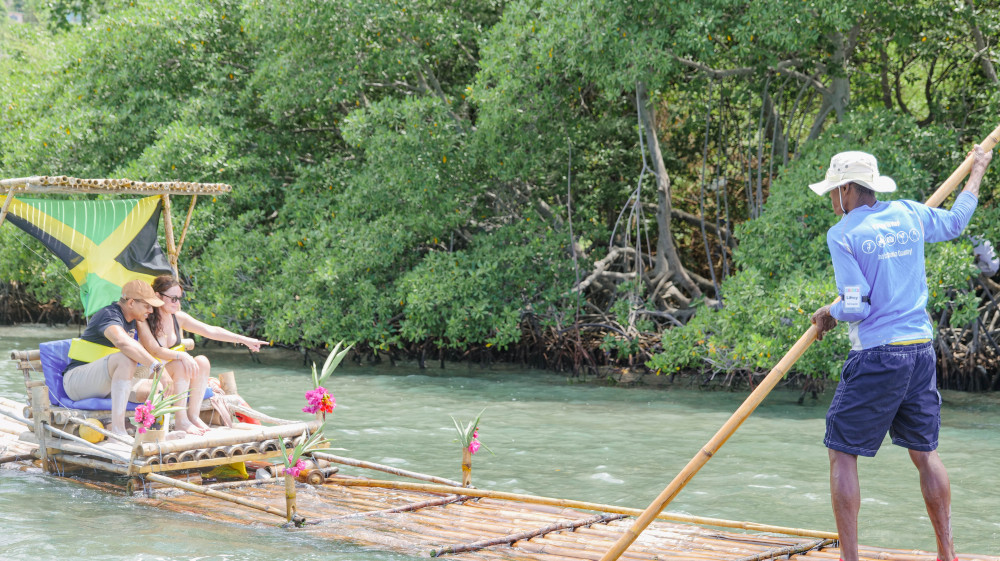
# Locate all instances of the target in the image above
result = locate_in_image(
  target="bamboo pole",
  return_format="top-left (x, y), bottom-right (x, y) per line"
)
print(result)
top-left (42, 423), bottom-right (134, 463)
top-left (284, 472), bottom-right (298, 523)
top-left (311, 452), bottom-right (465, 488)
top-left (0, 176), bottom-right (42, 188)
top-left (0, 405), bottom-right (31, 426)
top-left (597, 123), bottom-right (1000, 561)
top-left (329, 477), bottom-right (838, 540)
top-left (431, 512), bottom-right (627, 557)
top-left (461, 448), bottom-right (472, 487)
top-left (161, 194), bottom-right (179, 279)
top-left (733, 538), bottom-right (837, 561)
top-left (175, 194), bottom-right (197, 262)
top-left (0, 452), bottom-right (33, 465)
top-left (231, 404), bottom-right (297, 426)
top-left (144, 471), bottom-right (302, 523)
top-left (49, 452), bottom-right (129, 474)
top-left (0, 176), bottom-right (232, 195)
top-left (300, 494), bottom-right (468, 527)
top-left (139, 450), bottom-right (281, 474)
top-left (30, 386), bottom-right (53, 472)
top-left (138, 419), bottom-right (321, 456)
top-left (10, 349), bottom-right (40, 361)
top-left (0, 186), bottom-right (16, 228)
top-left (203, 477), bottom-right (285, 491)
top-left (65, 416), bottom-right (134, 446)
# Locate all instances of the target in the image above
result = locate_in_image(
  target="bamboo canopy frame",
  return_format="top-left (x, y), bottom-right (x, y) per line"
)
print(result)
top-left (0, 175), bottom-right (232, 278)
top-left (597, 122), bottom-right (1000, 561)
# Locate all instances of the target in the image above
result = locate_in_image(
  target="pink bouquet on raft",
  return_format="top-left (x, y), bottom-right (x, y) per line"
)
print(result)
top-left (133, 365), bottom-right (186, 433)
top-left (303, 387), bottom-right (335, 414)
top-left (451, 410), bottom-right (492, 456)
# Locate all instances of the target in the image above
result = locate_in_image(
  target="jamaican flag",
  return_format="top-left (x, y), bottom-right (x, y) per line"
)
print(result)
top-left (1, 195), bottom-right (173, 316)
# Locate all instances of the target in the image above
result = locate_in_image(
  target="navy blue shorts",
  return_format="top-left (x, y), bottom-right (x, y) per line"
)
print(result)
top-left (824, 342), bottom-right (940, 457)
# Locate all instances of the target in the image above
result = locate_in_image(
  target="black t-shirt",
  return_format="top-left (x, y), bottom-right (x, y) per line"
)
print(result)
top-left (64, 302), bottom-right (137, 373)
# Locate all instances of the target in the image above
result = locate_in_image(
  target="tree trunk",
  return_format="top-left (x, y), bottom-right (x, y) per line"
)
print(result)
top-left (636, 81), bottom-right (702, 303)
top-left (966, 0), bottom-right (999, 85)
top-left (763, 87), bottom-right (789, 168)
top-left (807, 26), bottom-right (857, 141)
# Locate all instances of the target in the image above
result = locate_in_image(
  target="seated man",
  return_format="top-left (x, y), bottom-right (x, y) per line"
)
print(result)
top-left (62, 279), bottom-right (167, 438)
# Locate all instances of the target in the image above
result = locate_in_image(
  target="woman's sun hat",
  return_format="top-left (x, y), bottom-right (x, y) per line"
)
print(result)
top-left (809, 151), bottom-right (897, 195)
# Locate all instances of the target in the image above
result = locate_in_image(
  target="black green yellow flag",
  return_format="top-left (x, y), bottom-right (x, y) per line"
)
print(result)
top-left (1, 195), bottom-right (173, 316)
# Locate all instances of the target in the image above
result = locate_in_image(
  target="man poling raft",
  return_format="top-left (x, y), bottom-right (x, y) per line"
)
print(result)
top-left (597, 123), bottom-right (1000, 561)
top-left (809, 146), bottom-right (993, 561)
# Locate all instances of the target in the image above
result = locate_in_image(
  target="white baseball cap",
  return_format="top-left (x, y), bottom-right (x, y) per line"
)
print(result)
top-left (809, 151), bottom-right (897, 195)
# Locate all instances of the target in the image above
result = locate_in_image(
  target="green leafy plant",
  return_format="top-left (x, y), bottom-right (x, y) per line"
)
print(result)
top-left (311, 341), bottom-right (353, 389)
top-left (133, 365), bottom-right (188, 433)
top-left (278, 429), bottom-right (337, 477)
top-left (450, 410), bottom-right (493, 456)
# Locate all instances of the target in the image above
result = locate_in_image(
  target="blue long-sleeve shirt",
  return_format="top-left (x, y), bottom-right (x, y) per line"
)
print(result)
top-left (826, 191), bottom-right (978, 350)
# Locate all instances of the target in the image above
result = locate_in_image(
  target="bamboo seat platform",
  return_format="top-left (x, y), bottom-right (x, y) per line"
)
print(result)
top-left (2, 396), bottom-right (999, 561)
top-left (8, 346), bottom-right (321, 477)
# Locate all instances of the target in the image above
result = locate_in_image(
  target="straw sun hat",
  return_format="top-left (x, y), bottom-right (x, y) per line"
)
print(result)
top-left (809, 151), bottom-right (897, 196)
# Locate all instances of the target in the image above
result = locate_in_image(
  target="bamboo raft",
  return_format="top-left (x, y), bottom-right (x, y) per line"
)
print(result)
top-left (4, 353), bottom-right (1000, 561)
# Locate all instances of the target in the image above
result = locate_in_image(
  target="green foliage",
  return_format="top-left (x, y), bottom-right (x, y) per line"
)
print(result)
top-left (926, 240), bottom-right (981, 329)
top-left (398, 213), bottom-right (579, 349)
top-left (2, 0), bottom-right (997, 385)
top-left (648, 268), bottom-right (847, 380)
top-left (735, 110), bottom-right (955, 281)
top-left (649, 110), bottom-right (989, 379)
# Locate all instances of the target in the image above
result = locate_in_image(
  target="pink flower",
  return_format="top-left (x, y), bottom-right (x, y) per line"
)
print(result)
top-left (303, 386), bottom-right (336, 414)
top-left (469, 438), bottom-right (481, 455)
top-left (134, 401), bottom-right (155, 434)
top-left (285, 456), bottom-right (307, 477)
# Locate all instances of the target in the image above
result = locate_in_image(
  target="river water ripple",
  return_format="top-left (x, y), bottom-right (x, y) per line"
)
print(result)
top-left (2, 326), bottom-right (999, 559)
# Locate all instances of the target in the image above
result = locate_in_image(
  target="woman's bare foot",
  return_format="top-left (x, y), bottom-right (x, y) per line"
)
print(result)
top-left (174, 420), bottom-right (207, 436)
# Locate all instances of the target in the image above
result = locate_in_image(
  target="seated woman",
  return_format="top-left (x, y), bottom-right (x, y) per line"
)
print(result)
top-left (137, 275), bottom-right (269, 435)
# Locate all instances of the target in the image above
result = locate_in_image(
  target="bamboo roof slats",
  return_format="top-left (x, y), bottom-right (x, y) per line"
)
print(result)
top-left (0, 176), bottom-right (232, 196)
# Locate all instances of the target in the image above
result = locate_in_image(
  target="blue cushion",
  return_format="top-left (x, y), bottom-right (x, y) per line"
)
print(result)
top-left (38, 339), bottom-right (211, 411)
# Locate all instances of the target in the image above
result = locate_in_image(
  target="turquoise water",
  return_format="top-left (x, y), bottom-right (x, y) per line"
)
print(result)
top-left (2, 325), bottom-right (1000, 559)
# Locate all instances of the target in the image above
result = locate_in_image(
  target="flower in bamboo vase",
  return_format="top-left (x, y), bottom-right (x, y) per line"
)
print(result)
top-left (134, 401), bottom-right (155, 434)
top-left (133, 365), bottom-right (186, 433)
top-left (303, 386), bottom-right (335, 414)
top-left (277, 429), bottom-right (338, 523)
top-left (284, 455), bottom-right (307, 478)
top-left (468, 428), bottom-right (481, 455)
top-left (451, 411), bottom-right (492, 487)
